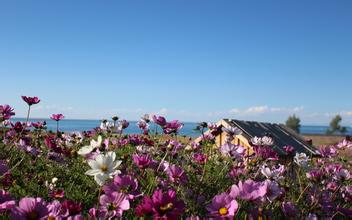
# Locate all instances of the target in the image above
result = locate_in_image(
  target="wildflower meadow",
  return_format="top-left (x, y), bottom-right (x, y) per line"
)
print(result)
top-left (0, 96), bottom-right (351, 219)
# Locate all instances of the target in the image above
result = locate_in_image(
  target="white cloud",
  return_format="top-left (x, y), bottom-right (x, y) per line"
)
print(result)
top-left (245, 105), bottom-right (269, 114)
top-left (157, 108), bottom-right (168, 115)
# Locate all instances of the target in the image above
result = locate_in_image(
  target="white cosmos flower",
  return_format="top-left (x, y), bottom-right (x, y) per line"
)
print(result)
top-left (85, 151), bottom-right (122, 186)
top-left (77, 136), bottom-right (103, 156)
top-left (261, 164), bottom-right (285, 180)
top-left (294, 153), bottom-right (310, 168)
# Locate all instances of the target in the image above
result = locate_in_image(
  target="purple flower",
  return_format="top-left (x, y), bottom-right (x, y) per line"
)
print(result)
top-left (61, 200), bottom-right (82, 217)
top-left (283, 145), bottom-right (295, 155)
top-left (237, 179), bottom-right (268, 201)
top-left (152, 115), bottom-right (167, 127)
top-left (193, 153), bottom-right (208, 164)
top-left (318, 145), bottom-right (337, 158)
top-left (206, 192), bottom-right (238, 219)
top-left (0, 190), bottom-right (15, 212)
top-left (133, 154), bottom-right (152, 169)
top-left (219, 143), bottom-right (245, 159)
top-left (50, 114), bottom-right (65, 121)
top-left (0, 104), bottom-right (15, 120)
top-left (166, 164), bottom-right (188, 183)
top-left (265, 180), bottom-right (281, 202)
top-left (163, 120), bottom-right (183, 134)
top-left (11, 197), bottom-right (49, 220)
top-left (253, 146), bottom-right (279, 161)
top-left (136, 189), bottom-right (185, 219)
top-left (21, 96), bottom-right (40, 106)
top-left (32, 121), bottom-right (46, 129)
top-left (306, 169), bottom-right (323, 182)
top-left (281, 201), bottom-right (298, 219)
top-left (103, 175), bottom-right (139, 200)
top-left (119, 120), bottom-right (129, 129)
top-left (99, 192), bottom-right (130, 218)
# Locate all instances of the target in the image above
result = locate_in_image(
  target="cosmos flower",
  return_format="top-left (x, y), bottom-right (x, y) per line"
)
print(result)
top-left (0, 190), bottom-right (15, 212)
top-left (237, 179), bottom-right (268, 201)
top-left (98, 192), bottom-right (130, 218)
top-left (132, 154), bottom-right (152, 169)
top-left (222, 126), bottom-right (242, 136)
top-left (0, 104), bottom-right (15, 120)
top-left (21, 96), bottom-right (40, 106)
top-left (77, 136), bottom-right (103, 156)
top-left (294, 153), bottom-right (310, 168)
top-left (206, 192), bottom-right (238, 219)
top-left (103, 175), bottom-right (139, 200)
top-left (85, 152), bottom-right (122, 186)
top-left (219, 143), bottom-right (245, 158)
top-left (250, 136), bottom-right (274, 146)
top-left (166, 164), bottom-right (188, 184)
top-left (136, 189), bottom-right (185, 219)
top-left (50, 114), bottom-right (65, 121)
top-left (318, 145), bottom-right (337, 158)
top-left (152, 115), bottom-right (167, 127)
top-left (11, 197), bottom-right (49, 220)
top-left (163, 120), bottom-right (183, 134)
top-left (265, 180), bottom-right (281, 202)
top-left (260, 164), bottom-right (285, 180)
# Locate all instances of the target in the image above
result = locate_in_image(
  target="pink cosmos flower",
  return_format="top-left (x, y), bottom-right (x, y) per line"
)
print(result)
top-left (283, 145), bottom-right (295, 155)
top-left (152, 115), bottom-right (167, 127)
top-left (206, 192), bottom-right (238, 219)
top-left (11, 197), bottom-right (49, 220)
top-left (163, 120), bottom-right (183, 134)
top-left (236, 179), bottom-right (268, 201)
top-left (193, 153), bottom-right (208, 164)
top-left (32, 121), bottom-right (47, 129)
top-left (135, 189), bottom-right (185, 219)
top-left (166, 164), bottom-right (188, 183)
top-left (318, 145), bottom-right (337, 158)
top-left (50, 114), bottom-right (65, 121)
top-left (133, 154), bottom-right (152, 169)
top-left (0, 190), bottom-right (15, 212)
top-left (99, 192), bottom-right (130, 218)
top-left (103, 175), bottom-right (139, 200)
top-left (21, 96), bottom-right (40, 106)
top-left (0, 104), bottom-right (15, 120)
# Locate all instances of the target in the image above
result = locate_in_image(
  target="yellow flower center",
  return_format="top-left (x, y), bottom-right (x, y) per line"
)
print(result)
top-left (48, 216), bottom-right (56, 220)
top-left (100, 165), bottom-right (108, 172)
top-left (219, 207), bottom-right (228, 216)
top-left (160, 203), bottom-right (173, 211)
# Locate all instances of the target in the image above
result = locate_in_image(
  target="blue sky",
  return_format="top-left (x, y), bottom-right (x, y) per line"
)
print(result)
top-left (0, 0), bottom-right (351, 125)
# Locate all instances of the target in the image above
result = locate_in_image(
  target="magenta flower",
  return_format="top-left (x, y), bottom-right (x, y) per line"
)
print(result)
top-left (0, 104), bottom-right (15, 120)
top-left (206, 192), bottom-right (239, 219)
top-left (136, 189), bottom-right (185, 219)
top-left (133, 154), bottom-right (152, 169)
top-left (163, 120), bottom-right (183, 134)
top-left (306, 169), bottom-right (323, 182)
top-left (253, 145), bottom-right (279, 160)
top-left (119, 120), bottom-right (129, 129)
top-left (50, 114), bottom-right (65, 121)
top-left (99, 192), bottom-right (130, 218)
top-left (152, 115), bottom-right (167, 127)
top-left (11, 197), bottom-right (49, 220)
top-left (283, 145), bottom-right (295, 155)
top-left (237, 179), bottom-right (268, 201)
top-left (193, 153), bottom-right (208, 164)
top-left (21, 96), bottom-right (40, 106)
top-left (0, 190), bottom-right (15, 212)
top-left (61, 200), bottom-right (82, 217)
top-left (166, 164), bottom-right (188, 183)
top-left (32, 121), bottom-right (47, 129)
top-left (103, 175), bottom-right (139, 200)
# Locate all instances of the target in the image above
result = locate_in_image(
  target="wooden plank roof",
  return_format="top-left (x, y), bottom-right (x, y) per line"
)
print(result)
top-left (223, 119), bottom-right (320, 156)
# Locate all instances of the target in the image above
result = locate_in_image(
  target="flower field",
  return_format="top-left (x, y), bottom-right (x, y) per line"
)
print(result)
top-left (0, 97), bottom-right (351, 219)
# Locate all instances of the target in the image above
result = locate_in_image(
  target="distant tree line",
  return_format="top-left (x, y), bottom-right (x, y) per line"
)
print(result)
top-left (285, 114), bottom-right (348, 135)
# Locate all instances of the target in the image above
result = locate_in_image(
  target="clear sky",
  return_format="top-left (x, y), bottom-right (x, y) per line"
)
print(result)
top-left (0, 0), bottom-right (351, 125)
